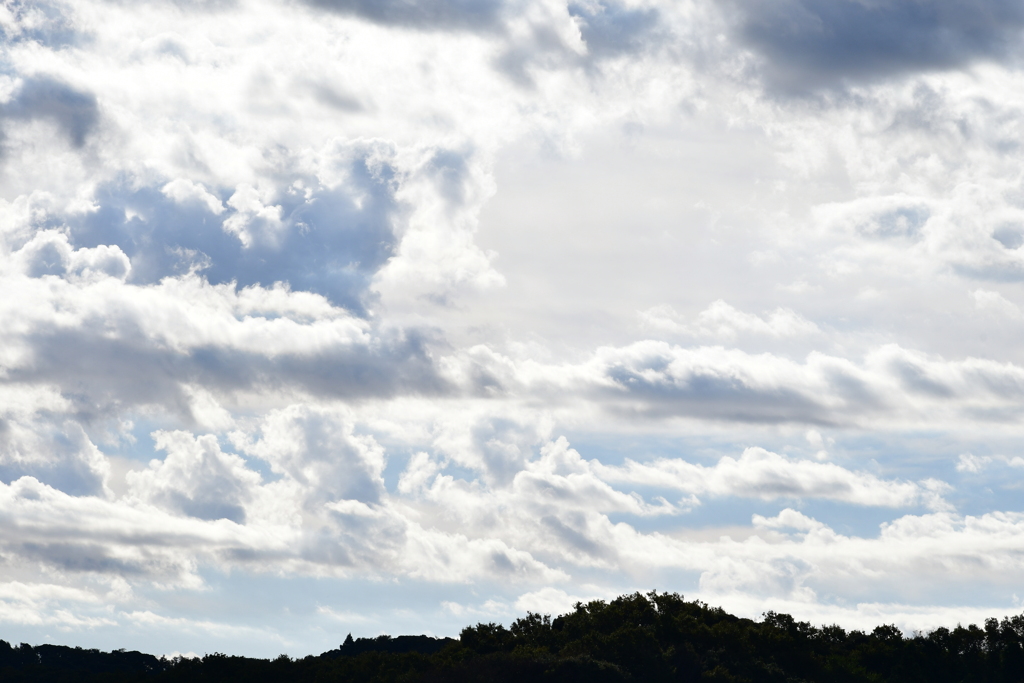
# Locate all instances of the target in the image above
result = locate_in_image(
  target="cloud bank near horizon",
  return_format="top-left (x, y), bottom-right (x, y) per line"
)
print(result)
top-left (3, 0), bottom-right (1024, 657)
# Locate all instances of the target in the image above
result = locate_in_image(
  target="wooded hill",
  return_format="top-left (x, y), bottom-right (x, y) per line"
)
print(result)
top-left (2, 591), bottom-right (1023, 682)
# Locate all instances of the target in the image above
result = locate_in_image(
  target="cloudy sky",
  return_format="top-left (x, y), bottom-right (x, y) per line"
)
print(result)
top-left (3, 0), bottom-right (1024, 657)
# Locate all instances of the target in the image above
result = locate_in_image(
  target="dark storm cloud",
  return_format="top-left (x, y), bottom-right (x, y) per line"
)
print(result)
top-left (303, 0), bottom-right (504, 30)
top-left (730, 0), bottom-right (1024, 90)
top-left (66, 157), bottom-right (396, 315)
top-left (1, 76), bottom-right (99, 148)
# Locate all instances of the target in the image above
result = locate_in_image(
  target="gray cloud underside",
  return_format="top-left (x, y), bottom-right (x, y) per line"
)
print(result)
top-left (304, 0), bottom-right (504, 30)
top-left (449, 341), bottom-right (1024, 428)
top-left (0, 76), bottom-right (99, 149)
top-left (0, 425), bottom-right (953, 585)
top-left (730, 0), bottom-right (1024, 90)
top-left (590, 357), bottom-right (1024, 426)
top-left (303, 0), bottom-right (662, 86)
top-left (16, 327), bottom-right (1022, 439)
top-left (300, 0), bottom-right (1024, 89)
top-left (8, 329), bottom-right (449, 421)
top-left (566, 1), bottom-right (661, 58)
top-left (598, 364), bottom-right (841, 424)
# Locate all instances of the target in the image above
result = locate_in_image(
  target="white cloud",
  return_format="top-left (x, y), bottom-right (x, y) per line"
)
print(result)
top-left (223, 184), bottom-right (286, 249)
top-left (231, 405), bottom-right (386, 507)
top-left (6, 0), bottom-right (1024, 655)
top-left (752, 508), bottom-right (826, 533)
top-left (514, 586), bottom-right (610, 616)
top-left (973, 289), bottom-right (1022, 318)
top-left (13, 230), bottom-right (131, 282)
top-left (441, 598), bottom-right (509, 619)
top-left (804, 429), bottom-right (831, 460)
top-left (316, 605), bottom-right (371, 623)
top-left (598, 446), bottom-right (947, 509)
top-left (0, 476), bottom-right (265, 589)
top-left (956, 453), bottom-right (992, 473)
top-left (161, 179), bottom-right (225, 216)
top-left (465, 340), bottom-right (1024, 429)
top-left (372, 148), bottom-right (507, 308)
top-left (127, 431), bottom-right (261, 523)
top-left (397, 452), bottom-right (442, 494)
top-left (163, 652), bottom-right (200, 660)
top-left (641, 300), bottom-right (820, 341)
top-left (121, 610), bottom-right (283, 642)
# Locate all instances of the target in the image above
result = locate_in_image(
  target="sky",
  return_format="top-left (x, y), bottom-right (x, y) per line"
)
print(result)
top-left (3, 0), bottom-right (1024, 659)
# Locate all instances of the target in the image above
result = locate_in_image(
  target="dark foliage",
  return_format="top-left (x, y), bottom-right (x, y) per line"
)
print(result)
top-left (324, 634), bottom-right (457, 658)
top-left (3, 592), bottom-right (1024, 682)
top-left (0, 639), bottom-right (165, 682)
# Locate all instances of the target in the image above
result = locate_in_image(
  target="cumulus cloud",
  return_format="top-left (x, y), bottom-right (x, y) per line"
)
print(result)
top-left (0, 383), bottom-right (112, 496)
top-left (389, 435), bottom-right (950, 580)
top-left (14, 230), bottom-right (130, 282)
top-left (0, 414), bottom-right (1004, 647)
top-left (0, 410), bottom-right (579, 588)
top-left (753, 508), bottom-right (826, 533)
top-left (595, 445), bottom-right (951, 510)
top-left (514, 585), bottom-right (609, 615)
top-left (161, 179), bottom-right (226, 216)
top-left (231, 405), bottom-right (386, 507)
top-left (955, 453), bottom-right (992, 473)
top-left (476, 341), bottom-right (1024, 427)
top-left (392, 446), bottom-right (1024, 607)
top-left (127, 431), bottom-right (261, 523)
top-left (5, 0), bottom-right (1024, 655)
top-left (0, 256), bottom-right (450, 429)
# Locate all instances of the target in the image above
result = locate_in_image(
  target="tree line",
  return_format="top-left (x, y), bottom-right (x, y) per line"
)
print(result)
top-left (2, 591), bottom-right (1023, 682)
